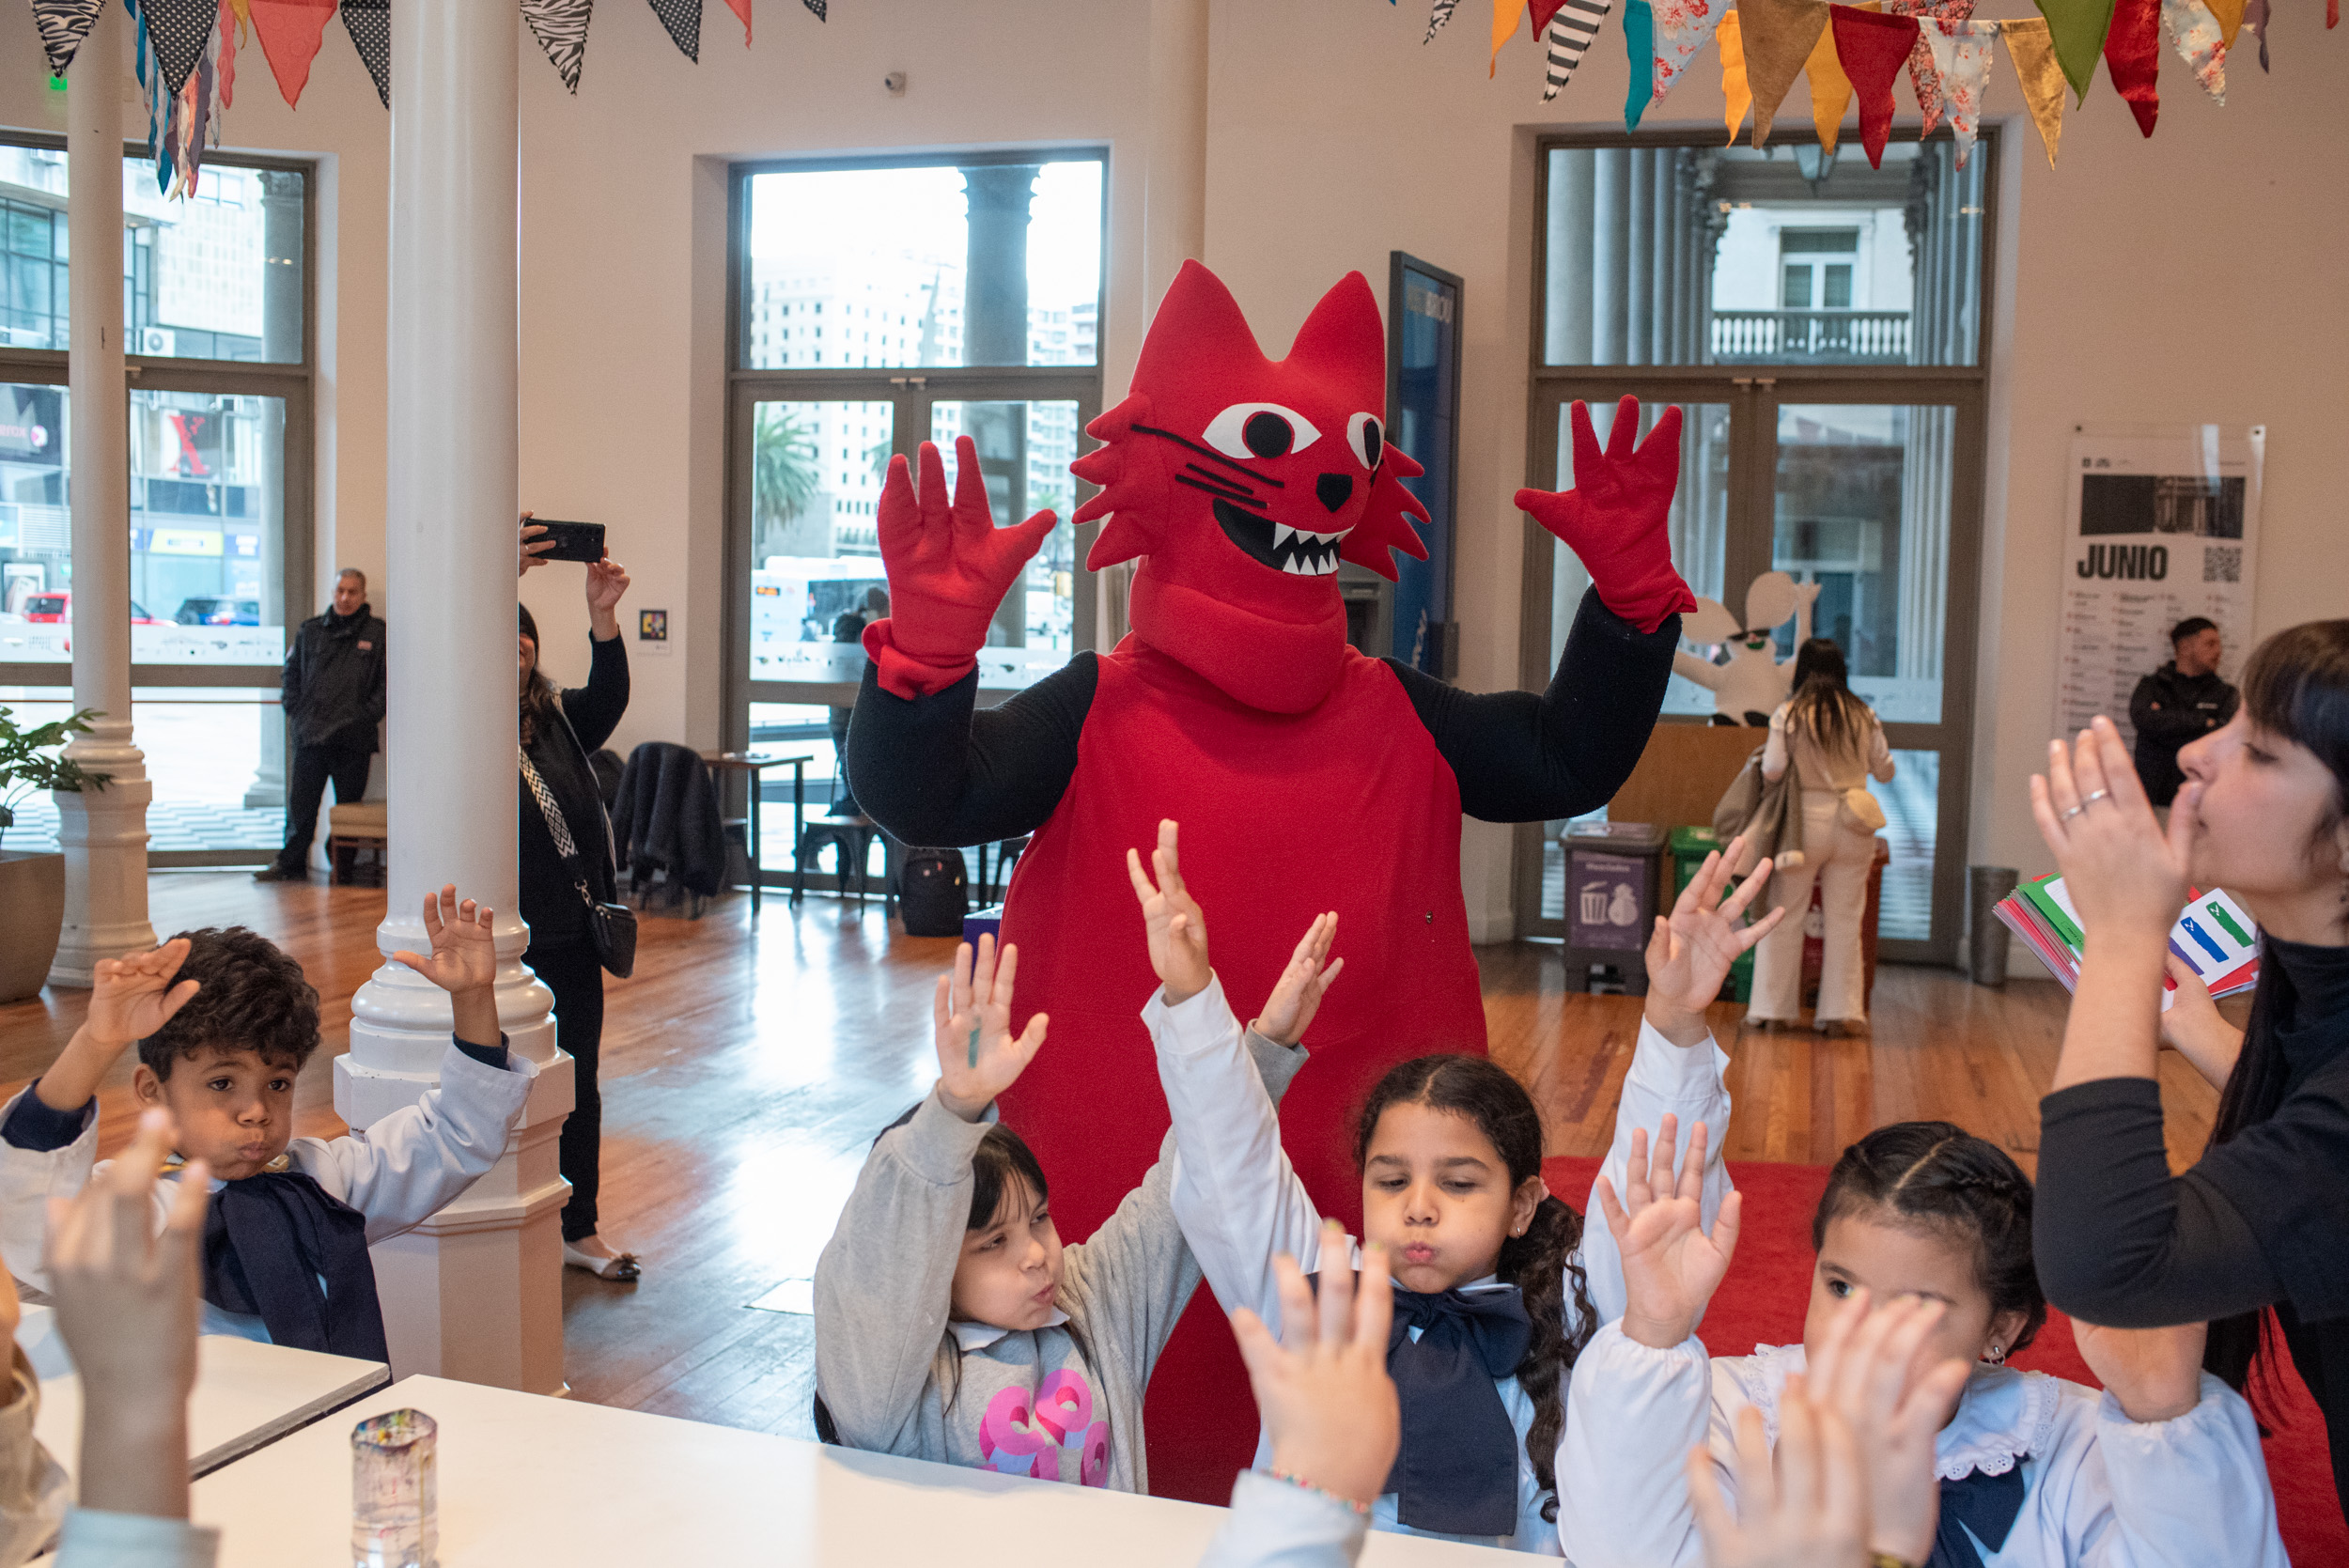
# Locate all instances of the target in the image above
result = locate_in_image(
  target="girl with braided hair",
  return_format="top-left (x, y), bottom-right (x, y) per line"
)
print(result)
top-left (1559, 1120), bottom-right (2287, 1567)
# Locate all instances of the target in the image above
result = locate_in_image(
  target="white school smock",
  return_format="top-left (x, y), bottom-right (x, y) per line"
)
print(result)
top-left (1558, 1328), bottom-right (2288, 1568)
top-left (1146, 975), bottom-right (1735, 1556)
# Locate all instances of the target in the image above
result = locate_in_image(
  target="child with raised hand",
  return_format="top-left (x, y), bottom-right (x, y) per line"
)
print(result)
top-left (813, 932), bottom-right (1312, 1492)
top-left (1136, 817), bottom-right (1781, 1554)
top-left (1560, 1119), bottom-right (2290, 1568)
top-left (0, 887), bottom-right (537, 1360)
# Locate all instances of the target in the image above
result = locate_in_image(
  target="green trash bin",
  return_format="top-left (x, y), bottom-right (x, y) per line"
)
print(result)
top-left (1668, 825), bottom-right (1753, 1004)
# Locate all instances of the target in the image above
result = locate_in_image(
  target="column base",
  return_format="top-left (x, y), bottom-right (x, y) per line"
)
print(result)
top-left (47, 767), bottom-right (156, 988)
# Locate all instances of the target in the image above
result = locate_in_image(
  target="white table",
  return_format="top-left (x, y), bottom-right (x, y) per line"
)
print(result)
top-left (19, 1305), bottom-right (389, 1481)
top-left (193, 1375), bottom-right (1524, 1566)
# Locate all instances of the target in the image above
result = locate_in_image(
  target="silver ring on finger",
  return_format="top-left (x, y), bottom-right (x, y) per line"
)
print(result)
top-left (2061, 802), bottom-right (2089, 822)
top-left (2080, 789), bottom-right (2111, 809)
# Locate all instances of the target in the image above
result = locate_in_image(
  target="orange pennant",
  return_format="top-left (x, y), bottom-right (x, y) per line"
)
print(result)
top-left (1805, 0), bottom-right (1877, 153)
top-left (1721, 8), bottom-right (1752, 143)
top-left (2001, 17), bottom-right (2067, 165)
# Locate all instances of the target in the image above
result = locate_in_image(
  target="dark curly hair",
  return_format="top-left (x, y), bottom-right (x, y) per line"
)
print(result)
top-left (1814, 1121), bottom-right (2046, 1354)
top-left (1355, 1054), bottom-right (1595, 1525)
top-left (135, 926), bottom-right (321, 1079)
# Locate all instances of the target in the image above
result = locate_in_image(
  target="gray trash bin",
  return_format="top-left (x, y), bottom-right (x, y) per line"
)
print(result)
top-left (1968, 865), bottom-right (2020, 987)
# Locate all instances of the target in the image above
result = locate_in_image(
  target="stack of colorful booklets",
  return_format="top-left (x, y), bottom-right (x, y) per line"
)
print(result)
top-left (1994, 874), bottom-right (2260, 1009)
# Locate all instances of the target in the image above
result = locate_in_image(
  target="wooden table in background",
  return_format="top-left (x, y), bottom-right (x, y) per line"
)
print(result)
top-left (702, 752), bottom-right (810, 914)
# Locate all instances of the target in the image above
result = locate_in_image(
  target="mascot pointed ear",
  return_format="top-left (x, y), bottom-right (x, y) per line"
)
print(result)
top-left (1339, 444), bottom-right (1432, 581)
top-left (1134, 260), bottom-right (1270, 388)
top-left (1286, 271), bottom-right (1385, 378)
top-left (1078, 395), bottom-right (1155, 572)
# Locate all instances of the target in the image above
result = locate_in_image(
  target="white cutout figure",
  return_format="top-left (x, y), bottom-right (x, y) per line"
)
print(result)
top-left (1671, 570), bottom-right (1822, 725)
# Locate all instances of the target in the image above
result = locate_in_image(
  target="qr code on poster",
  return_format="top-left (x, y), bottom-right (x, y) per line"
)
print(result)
top-left (2203, 546), bottom-right (2242, 583)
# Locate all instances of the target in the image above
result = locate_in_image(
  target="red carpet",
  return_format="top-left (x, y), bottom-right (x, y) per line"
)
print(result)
top-left (1544, 1157), bottom-right (2348, 1565)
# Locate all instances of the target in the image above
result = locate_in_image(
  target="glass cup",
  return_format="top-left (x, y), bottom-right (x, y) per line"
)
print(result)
top-left (351, 1408), bottom-right (438, 1568)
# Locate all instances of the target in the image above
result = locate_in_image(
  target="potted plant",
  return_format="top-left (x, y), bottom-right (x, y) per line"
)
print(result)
top-left (0, 706), bottom-right (109, 1002)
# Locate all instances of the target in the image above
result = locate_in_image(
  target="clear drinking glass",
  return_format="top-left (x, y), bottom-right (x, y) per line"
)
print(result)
top-left (351, 1408), bottom-right (437, 1568)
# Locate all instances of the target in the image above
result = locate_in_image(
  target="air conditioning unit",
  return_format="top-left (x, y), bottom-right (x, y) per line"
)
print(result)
top-left (136, 327), bottom-right (175, 356)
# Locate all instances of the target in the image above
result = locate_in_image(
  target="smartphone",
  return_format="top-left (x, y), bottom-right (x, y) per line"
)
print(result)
top-left (530, 520), bottom-right (606, 564)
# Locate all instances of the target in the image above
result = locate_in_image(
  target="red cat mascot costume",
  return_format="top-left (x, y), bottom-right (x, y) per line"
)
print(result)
top-left (848, 260), bottom-right (1692, 1501)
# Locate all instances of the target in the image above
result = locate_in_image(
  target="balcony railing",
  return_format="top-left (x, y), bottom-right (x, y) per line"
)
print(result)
top-left (1710, 310), bottom-right (1911, 365)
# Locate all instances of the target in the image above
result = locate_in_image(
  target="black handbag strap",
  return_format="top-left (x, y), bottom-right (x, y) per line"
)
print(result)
top-left (520, 742), bottom-right (605, 919)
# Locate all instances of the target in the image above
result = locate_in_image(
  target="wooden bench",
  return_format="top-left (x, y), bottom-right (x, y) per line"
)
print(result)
top-left (326, 801), bottom-right (387, 887)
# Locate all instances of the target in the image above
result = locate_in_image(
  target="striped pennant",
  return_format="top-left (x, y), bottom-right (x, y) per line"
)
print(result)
top-left (1424, 0), bottom-right (1460, 41)
top-left (1543, 0), bottom-right (1613, 97)
top-left (647, 0), bottom-right (701, 60)
top-left (340, 0), bottom-right (388, 108)
top-left (523, 0), bottom-right (595, 94)
top-left (28, 0), bottom-right (106, 77)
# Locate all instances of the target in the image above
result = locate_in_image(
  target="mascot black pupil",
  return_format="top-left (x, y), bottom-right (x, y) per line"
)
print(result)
top-left (1362, 418), bottom-right (1383, 467)
top-left (1242, 411), bottom-right (1293, 458)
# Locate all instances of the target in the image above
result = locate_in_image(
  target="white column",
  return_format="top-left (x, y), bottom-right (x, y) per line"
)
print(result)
top-left (337, 0), bottom-right (573, 1395)
top-left (50, 3), bottom-right (154, 987)
top-left (1143, 0), bottom-right (1208, 306)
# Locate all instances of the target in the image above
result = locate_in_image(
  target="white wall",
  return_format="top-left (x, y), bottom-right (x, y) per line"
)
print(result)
top-left (8, 5), bottom-right (2341, 938)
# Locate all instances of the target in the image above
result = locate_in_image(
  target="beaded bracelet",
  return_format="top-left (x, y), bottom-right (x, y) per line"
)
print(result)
top-left (1266, 1468), bottom-right (1373, 1517)
top-left (1870, 1554), bottom-right (1920, 1568)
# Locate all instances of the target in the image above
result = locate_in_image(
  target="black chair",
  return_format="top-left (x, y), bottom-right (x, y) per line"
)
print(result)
top-left (975, 835), bottom-right (1031, 905)
top-left (796, 814), bottom-right (880, 906)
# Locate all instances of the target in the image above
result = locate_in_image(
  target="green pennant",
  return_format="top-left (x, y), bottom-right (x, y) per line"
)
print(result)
top-left (2036, 0), bottom-right (2117, 102)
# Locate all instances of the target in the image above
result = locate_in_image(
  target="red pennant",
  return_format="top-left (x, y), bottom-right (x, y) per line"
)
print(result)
top-left (1832, 6), bottom-right (1920, 167)
top-left (723, 0), bottom-right (753, 43)
top-left (1530, 0), bottom-right (1569, 30)
top-left (248, 0), bottom-right (338, 108)
top-left (2104, 0), bottom-right (2160, 137)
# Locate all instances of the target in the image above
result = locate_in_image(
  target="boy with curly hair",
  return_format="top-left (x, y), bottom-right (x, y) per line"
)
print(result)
top-left (0, 886), bottom-right (537, 1361)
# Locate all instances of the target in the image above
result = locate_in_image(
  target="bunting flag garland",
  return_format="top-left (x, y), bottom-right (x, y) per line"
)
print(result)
top-left (27, 0), bottom-right (106, 77)
top-left (1651, 0), bottom-right (1729, 101)
top-left (214, 0), bottom-right (237, 105)
top-left (2205, 0), bottom-right (2246, 47)
top-left (141, 0), bottom-right (220, 97)
top-left (723, 0), bottom-right (752, 42)
top-left (1719, 7), bottom-right (1752, 139)
top-left (523, 0), bottom-right (595, 93)
top-left (2163, 0), bottom-right (2227, 99)
top-left (249, 0), bottom-right (336, 109)
top-left (2035, 0), bottom-right (2116, 102)
top-left (1426, 0), bottom-right (1461, 40)
top-left (1542, 0), bottom-right (1613, 96)
top-left (1886, 0), bottom-right (1973, 136)
top-left (648, 0), bottom-right (701, 60)
top-left (2244, 0), bottom-right (2270, 70)
top-left (1622, 0), bottom-right (1657, 124)
top-left (1742, 0), bottom-right (1830, 146)
top-left (801, 0), bottom-right (823, 19)
top-left (2001, 16), bottom-right (2069, 163)
top-left (1921, 17), bottom-right (1999, 163)
top-left (2104, 0), bottom-right (2162, 135)
top-left (1804, 0), bottom-right (1875, 151)
top-left (1832, 4), bottom-right (1921, 165)
top-left (1490, 0), bottom-right (1519, 74)
top-left (341, 0), bottom-right (389, 109)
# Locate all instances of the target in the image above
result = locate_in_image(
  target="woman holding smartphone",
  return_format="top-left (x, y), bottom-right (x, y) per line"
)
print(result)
top-left (2030, 620), bottom-right (2349, 1512)
top-left (521, 517), bottom-right (640, 1281)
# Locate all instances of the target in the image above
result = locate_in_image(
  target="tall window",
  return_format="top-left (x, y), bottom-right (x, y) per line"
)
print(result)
top-left (725, 151), bottom-right (1105, 888)
top-left (1520, 133), bottom-right (1991, 962)
top-left (0, 141), bottom-right (312, 865)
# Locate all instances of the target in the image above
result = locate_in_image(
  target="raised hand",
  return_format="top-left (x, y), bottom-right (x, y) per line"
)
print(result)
top-left (1645, 834), bottom-right (1782, 1045)
top-left (1127, 818), bottom-right (1212, 1007)
top-left (877, 436), bottom-right (1059, 673)
top-left (2029, 715), bottom-right (2191, 941)
top-left (392, 886), bottom-right (502, 1048)
top-left (1594, 1113), bottom-right (1742, 1350)
top-left (519, 511), bottom-right (554, 576)
top-left (2157, 952), bottom-right (2244, 1089)
top-left (2074, 1318), bottom-right (2206, 1424)
top-left (84, 939), bottom-right (200, 1050)
top-left (1689, 1375), bottom-right (1867, 1568)
top-left (1803, 1289), bottom-right (1971, 1566)
top-left (1253, 912), bottom-right (1344, 1048)
top-left (933, 935), bottom-right (1049, 1121)
top-left (1513, 396), bottom-right (1696, 634)
top-left (584, 556), bottom-right (631, 631)
top-left (1230, 1225), bottom-right (1400, 1511)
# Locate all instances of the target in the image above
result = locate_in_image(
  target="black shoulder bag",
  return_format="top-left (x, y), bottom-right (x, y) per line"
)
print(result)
top-left (519, 722), bottom-right (637, 979)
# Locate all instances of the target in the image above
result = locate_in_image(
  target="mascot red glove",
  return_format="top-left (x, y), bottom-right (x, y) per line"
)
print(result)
top-left (863, 435), bottom-right (1061, 698)
top-left (1514, 395), bottom-right (1697, 634)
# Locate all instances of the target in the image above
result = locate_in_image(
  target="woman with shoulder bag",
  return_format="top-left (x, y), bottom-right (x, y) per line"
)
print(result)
top-left (520, 524), bottom-right (640, 1281)
top-left (1744, 638), bottom-right (1893, 1037)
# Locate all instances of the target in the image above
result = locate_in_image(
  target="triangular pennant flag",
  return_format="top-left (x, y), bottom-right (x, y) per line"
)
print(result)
top-left (1720, 8), bottom-right (1752, 141)
top-left (723, 0), bottom-right (751, 42)
top-left (2244, 0), bottom-right (2269, 70)
top-left (2105, 0), bottom-right (2160, 135)
top-left (1542, 0), bottom-right (1614, 97)
top-left (1531, 0), bottom-right (1570, 31)
top-left (27, 0), bottom-right (106, 77)
top-left (1426, 0), bottom-right (1461, 40)
top-left (214, 0), bottom-right (237, 107)
top-left (801, 0), bottom-right (824, 18)
top-left (249, 0), bottom-right (336, 108)
top-left (140, 0), bottom-right (219, 98)
top-left (1805, 0), bottom-right (1877, 152)
top-left (227, 0), bottom-right (250, 39)
top-left (1490, 0), bottom-right (1520, 74)
top-left (1741, 0), bottom-right (1830, 147)
top-left (523, 0), bottom-right (594, 94)
top-left (2034, 0), bottom-right (2114, 103)
top-left (1921, 18), bottom-right (1998, 165)
top-left (1622, 0), bottom-right (1656, 125)
top-left (2163, 0), bottom-right (2226, 100)
top-left (341, 0), bottom-right (388, 108)
top-left (2001, 17), bottom-right (2068, 163)
top-left (2204, 0), bottom-right (2246, 46)
top-left (647, 0), bottom-right (701, 60)
top-left (1651, 0), bottom-right (1729, 101)
top-left (1887, 0), bottom-right (1972, 136)
top-left (1832, 5), bottom-right (1920, 166)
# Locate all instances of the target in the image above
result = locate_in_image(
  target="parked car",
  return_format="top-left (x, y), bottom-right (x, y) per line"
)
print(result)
top-left (20, 593), bottom-right (162, 624)
top-left (173, 597), bottom-right (261, 627)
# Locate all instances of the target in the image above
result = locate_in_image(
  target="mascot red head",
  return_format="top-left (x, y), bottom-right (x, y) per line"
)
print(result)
top-left (1072, 261), bottom-right (1430, 714)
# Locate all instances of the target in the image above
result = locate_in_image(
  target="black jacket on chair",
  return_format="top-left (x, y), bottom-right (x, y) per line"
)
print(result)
top-left (613, 742), bottom-right (730, 899)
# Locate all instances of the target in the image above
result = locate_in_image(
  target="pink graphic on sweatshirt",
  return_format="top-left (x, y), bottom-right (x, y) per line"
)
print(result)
top-left (977, 1373), bottom-right (1111, 1486)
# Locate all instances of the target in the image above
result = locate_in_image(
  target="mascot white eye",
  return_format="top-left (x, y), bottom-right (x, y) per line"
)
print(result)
top-left (1203, 403), bottom-right (1322, 461)
top-left (1347, 412), bottom-right (1385, 471)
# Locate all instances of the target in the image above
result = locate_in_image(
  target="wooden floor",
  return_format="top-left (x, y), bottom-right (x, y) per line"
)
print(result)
top-left (0, 873), bottom-right (2226, 1440)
